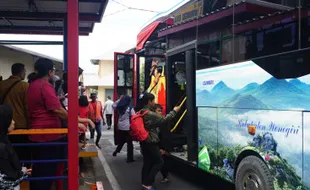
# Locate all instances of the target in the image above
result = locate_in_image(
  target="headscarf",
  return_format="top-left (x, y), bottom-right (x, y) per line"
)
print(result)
top-left (0, 104), bottom-right (13, 144)
top-left (117, 95), bottom-right (131, 115)
top-left (0, 105), bottom-right (22, 179)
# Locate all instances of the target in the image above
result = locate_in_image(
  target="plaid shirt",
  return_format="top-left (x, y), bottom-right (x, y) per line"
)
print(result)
top-left (0, 171), bottom-right (27, 190)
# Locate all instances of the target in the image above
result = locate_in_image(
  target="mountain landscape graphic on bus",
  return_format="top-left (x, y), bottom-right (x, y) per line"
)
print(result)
top-left (197, 77), bottom-right (310, 110)
top-left (196, 61), bottom-right (310, 190)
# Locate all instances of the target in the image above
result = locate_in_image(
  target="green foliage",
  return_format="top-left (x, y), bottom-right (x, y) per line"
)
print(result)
top-left (200, 138), bottom-right (307, 189)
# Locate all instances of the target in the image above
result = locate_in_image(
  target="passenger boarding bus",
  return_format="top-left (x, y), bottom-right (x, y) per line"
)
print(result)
top-left (114, 1), bottom-right (310, 189)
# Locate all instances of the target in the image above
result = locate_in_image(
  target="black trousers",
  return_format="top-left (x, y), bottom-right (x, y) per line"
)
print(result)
top-left (160, 154), bottom-right (169, 179)
top-left (106, 114), bottom-right (112, 127)
top-left (115, 130), bottom-right (133, 161)
top-left (141, 142), bottom-right (164, 186)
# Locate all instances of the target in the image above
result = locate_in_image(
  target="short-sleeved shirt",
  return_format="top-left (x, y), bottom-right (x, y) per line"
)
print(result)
top-left (104, 100), bottom-right (114, 115)
top-left (27, 79), bottom-right (62, 142)
top-left (78, 106), bottom-right (89, 127)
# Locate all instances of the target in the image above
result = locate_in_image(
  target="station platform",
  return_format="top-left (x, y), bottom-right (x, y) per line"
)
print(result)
top-left (84, 130), bottom-right (235, 190)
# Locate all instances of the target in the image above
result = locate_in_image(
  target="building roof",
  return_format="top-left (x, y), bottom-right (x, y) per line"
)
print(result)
top-left (0, 0), bottom-right (109, 36)
top-left (3, 45), bottom-right (63, 62)
top-left (2, 45), bottom-right (84, 73)
top-left (158, 0), bottom-right (292, 37)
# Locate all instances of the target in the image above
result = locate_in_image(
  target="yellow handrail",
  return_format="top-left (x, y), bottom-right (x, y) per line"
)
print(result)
top-left (9, 128), bottom-right (68, 135)
top-left (179, 96), bottom-right (187, 108)
top-left (171, 109), bottom-right (187, 132)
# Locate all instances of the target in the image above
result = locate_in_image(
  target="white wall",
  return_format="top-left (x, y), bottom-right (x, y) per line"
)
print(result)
top-left (0, 46), bottom-right (63, 81)
top-left (98, 60), bottom-right (114, 78)
top-left (0, 46), bottom-right (36, 80)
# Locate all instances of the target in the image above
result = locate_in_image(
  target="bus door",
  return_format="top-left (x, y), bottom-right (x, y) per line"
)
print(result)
top-left (166, 41), bottom-right (197, 162)
top-left (113, 52), bottom-right (136, 145)
top-left (137, 54), bottom-right (166, 114)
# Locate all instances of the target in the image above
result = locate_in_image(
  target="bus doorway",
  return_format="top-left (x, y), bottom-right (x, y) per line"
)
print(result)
top-left (166, 41), bottom-right (197, 163)
top-left (113, 52), bottom-right (135, 145)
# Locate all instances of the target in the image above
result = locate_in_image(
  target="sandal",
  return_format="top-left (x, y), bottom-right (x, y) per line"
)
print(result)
top-left (142, 185), bottom-right (156, 190)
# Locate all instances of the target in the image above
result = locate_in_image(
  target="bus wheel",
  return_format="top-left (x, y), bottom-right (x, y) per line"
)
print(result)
top-left (235, 156), bottom-right (274, 190)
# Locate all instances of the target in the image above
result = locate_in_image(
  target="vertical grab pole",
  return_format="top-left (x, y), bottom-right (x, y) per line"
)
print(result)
top-left (67, 0), bottom-right (79, 189)
top-left (63, 18), bottom-right (68, 72)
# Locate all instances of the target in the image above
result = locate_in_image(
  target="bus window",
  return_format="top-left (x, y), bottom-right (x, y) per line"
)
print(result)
top-left (115, 53), bottom-right (134, 97)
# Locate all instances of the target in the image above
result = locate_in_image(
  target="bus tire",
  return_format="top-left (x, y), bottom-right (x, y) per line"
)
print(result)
top-left (235, 155), bottom-right (274, 190)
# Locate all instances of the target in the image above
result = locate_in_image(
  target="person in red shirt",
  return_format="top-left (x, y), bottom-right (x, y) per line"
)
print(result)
top-left (78, 95), bottom-right (92, 148)
top-left (27, 58), bottom-right (68, 190)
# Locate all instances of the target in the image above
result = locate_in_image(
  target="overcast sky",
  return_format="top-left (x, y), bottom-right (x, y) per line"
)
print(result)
top-left (0, 0), bottom-right (188, 73)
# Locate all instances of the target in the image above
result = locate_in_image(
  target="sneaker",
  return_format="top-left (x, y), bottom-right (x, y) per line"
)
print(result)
top-left (112, 151), bottom-right (117, 157)
top-left (96, 144), bottom-right (101, 149)
top-left (126, 159), bottom-right (135, 163)
top-left (161, 178), bottom-right (169, 183)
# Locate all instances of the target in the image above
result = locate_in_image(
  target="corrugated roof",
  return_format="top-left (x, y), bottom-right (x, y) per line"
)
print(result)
top-left (0, 0), bottom-right (109, 36)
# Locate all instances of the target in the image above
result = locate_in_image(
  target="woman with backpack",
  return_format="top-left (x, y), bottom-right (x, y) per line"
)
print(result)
top-left (140, 93), bottom-right (180, 190)
top-left (112, 95), bottom-right (135, 163)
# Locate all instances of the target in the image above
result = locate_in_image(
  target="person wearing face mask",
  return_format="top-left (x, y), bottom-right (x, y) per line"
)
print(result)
top-left (0, 104), bottom-right (31, 190)
top-left (26, 58), bottom-right (68, 190)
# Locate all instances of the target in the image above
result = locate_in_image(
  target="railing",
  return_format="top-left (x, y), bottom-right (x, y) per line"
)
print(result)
top-left (9, 129), bottom-right (68, 183)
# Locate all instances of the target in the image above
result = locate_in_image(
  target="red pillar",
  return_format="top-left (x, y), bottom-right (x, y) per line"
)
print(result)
top-left (67, 0), bottom-right (79, 189)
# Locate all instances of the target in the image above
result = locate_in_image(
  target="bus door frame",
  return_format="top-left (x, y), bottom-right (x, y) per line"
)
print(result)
top-left (113, 52), bottom-right (136, 145)
top-left (166, 40), bottom-right (198, 162)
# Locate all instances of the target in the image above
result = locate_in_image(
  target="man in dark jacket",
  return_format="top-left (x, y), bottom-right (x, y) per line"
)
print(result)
top-left (140, 93), bottom-right (180, 190)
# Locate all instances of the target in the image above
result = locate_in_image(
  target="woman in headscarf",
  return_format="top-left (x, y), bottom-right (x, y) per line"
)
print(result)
top-left (0, 104), bottom-right (31, 190)
top-left (112, 95), bottom-right (135, 163)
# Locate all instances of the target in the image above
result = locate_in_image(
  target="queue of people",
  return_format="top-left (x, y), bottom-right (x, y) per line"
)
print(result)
top-left (0, 59), bottom-right (113, 189)
top-left (0, 60), bottom-right (177, 190)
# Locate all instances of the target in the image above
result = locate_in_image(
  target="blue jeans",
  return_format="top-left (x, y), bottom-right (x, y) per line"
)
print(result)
top-left (90, 122), bottom-right (102, 145)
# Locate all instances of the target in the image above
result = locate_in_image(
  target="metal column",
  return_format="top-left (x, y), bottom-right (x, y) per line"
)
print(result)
top-left (67, 0), bottom-right (79, 189)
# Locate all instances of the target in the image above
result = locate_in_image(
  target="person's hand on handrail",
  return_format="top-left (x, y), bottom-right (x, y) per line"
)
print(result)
top-left (173, 105), bottom-right (181, 113)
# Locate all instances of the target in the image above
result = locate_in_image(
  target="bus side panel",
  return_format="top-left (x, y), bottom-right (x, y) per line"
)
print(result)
top-left (196, 60), bottom-right (307, 189)
top-left (303, 112), bottom-right (310, 188)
